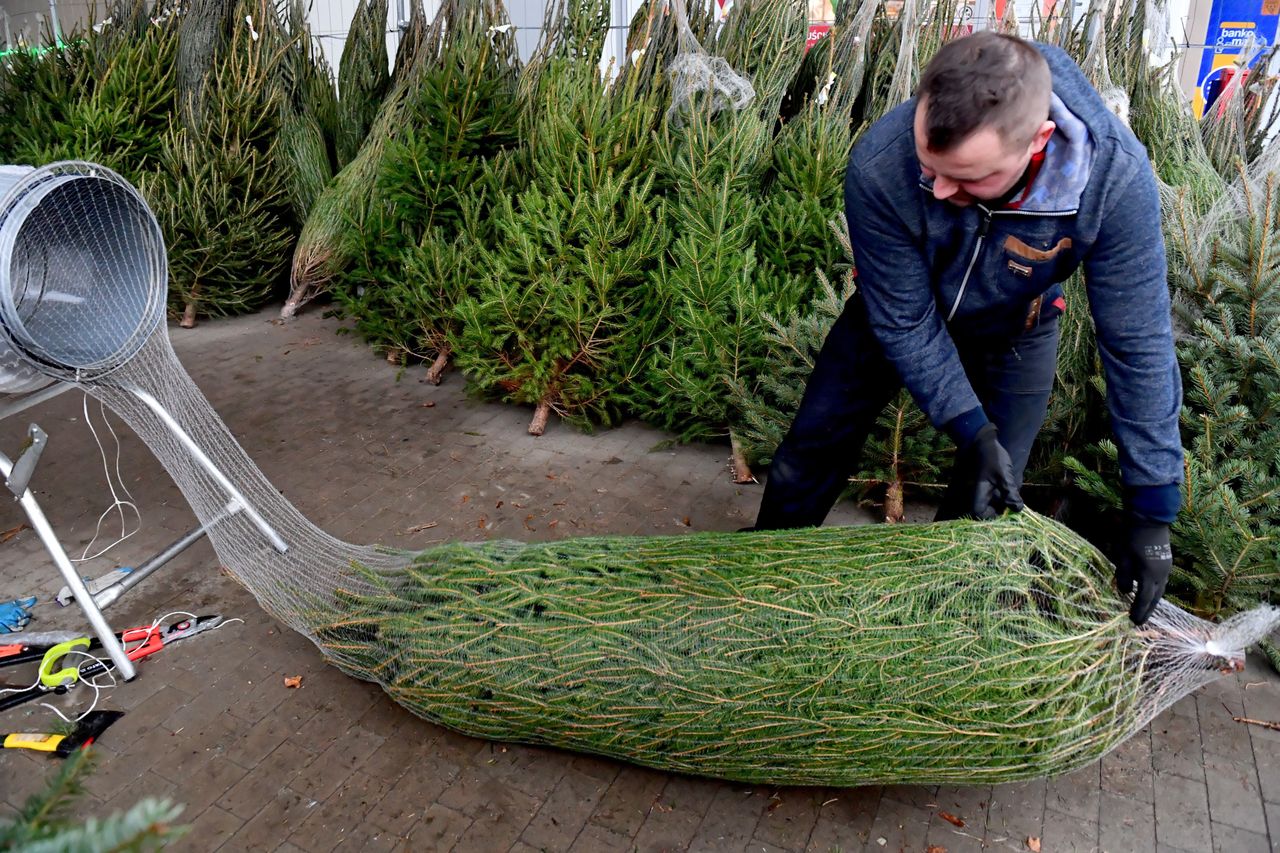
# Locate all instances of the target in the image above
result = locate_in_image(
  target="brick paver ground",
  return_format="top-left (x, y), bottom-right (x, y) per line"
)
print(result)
top-left (0, 308), bottom-right (1276, 852)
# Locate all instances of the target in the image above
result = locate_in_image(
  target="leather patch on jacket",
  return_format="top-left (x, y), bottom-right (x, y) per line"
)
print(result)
top-left (1024, 295), bottom-right (1044, 330)
top-left (1004, 235), bottom-right (1073, 261)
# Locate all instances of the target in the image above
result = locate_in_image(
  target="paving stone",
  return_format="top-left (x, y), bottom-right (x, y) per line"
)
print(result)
top-left (286, 769), bottom-right (393, 853)
top-left (407, 802), bottom-right (472, 850)
top-left (1212, 821), bottom-right (1272, 853)
top-left (166, 754), bottom-right (250, 817)
top-left (924, 785), bottom-right (991, 853)
top-left (568, 822), bottom-right (633, 853)
top-left (99, 769), bottom-right (182, 817)
top-left (985, 777), bottom-right (1046, 848)
top-left (1267, 802), bottom-right (1280, 853)
top-left (0, 749), bottom-right (58, 809)
top-left (590, 765), bottom-right (671, 837)
top-left (1242, 680), bottom-right (1280, 750)
top-left (175, 804), bottom-right (244, 852)
top-left (1204, 750), bottom-right (1268, 834)
top-left (365, 756), bottom-right (462, 838)
top-left (475, 742), bottom-right (574, 802)
top-left (1102, 726), bottom-right (1155, 803)
top-left (631, 777), bottom-right (719, 853)
top-left (1151, 710), bottom-right (1206, 781)
top-left (80, 742), bottom-right (150, 802)
top-left (688, 785), bottom-right (770, 850)
top-left (1046, 761), bottom-right (1101, 823)
top-left (878, 784), bottom-right (938, 811)
top-left (286, 725), bottom-right (386, 803)
top-left (1099, 791), bottom-right (1156, 853)
top-left (805, 787), bottom-right (880, 853)
top-left (863, 795), bottom-right (931, 853)
top-left (223, 704), bottom-right (320, 769)
top-left (218, 743), bottom-right (301, 821)
top-left (520, 765), bottom-right (613, 850)
top-left (753, 788), bottom-right (825, 852)
top-left (1042, 807), bottom-right (1100, 853)
top-left (224, 786), bottom-right (315, 849)
top-left (1197, 690), bottom-right (1255, 764)
top-left (1255, 738), bottom-right (1280, 806)
top-left (1154, 770), bottom-right (1213, 851)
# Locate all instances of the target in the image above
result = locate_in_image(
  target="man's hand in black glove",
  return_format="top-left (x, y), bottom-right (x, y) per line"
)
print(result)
top-left (956, 423), bottom-right (1024, 520)
top-left (1115, 519), bottom-right (1173, 626)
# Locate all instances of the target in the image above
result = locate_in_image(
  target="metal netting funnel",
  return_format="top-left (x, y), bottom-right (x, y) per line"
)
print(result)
top-left (0, 162), bottom-right (166, 387)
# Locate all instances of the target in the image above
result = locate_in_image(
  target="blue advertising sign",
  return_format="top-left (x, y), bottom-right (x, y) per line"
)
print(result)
top-left (1194, 0), bottom-right (1280, 116)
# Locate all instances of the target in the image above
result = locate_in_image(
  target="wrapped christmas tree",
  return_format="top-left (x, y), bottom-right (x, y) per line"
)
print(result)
top-left (284, 0), bottom-right (442, 319)
top-left (335, 0), bottom-right (391, 167)
top-left (276, 0), bottom-right (342, 225)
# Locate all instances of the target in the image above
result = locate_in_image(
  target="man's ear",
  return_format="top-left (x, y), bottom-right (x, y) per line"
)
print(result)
top-left (1030, 120), bottom-right (1056, 154)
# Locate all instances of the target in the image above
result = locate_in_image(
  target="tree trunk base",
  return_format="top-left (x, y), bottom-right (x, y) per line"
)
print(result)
top-left (180, 302), bottom-right (197, 329)
top-left (884, 479), bottom-right (904, 524)
top-left (425, 349), bottom-right (450, 386)
top-left (528, 401), bottom-right (551, 436)
top-left (729, 432), bottom-right (756, 484)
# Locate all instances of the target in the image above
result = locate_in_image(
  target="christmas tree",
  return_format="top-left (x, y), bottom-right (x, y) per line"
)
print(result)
top-left (144, 0), bottom-right (293, 326)
top-left (730, 221), bottom-right (952, 521)
top-left (628, 0), bottom-right (807, 478)
top-left (335, 1), bottom-right (521, 374)
top-left (1067, 166), bottom-right (1280, 623)
top-left (0, 0), bottom-right (179, 180)
top-left (752, 0), bottom-right (880, 326)
top-left (450, 19), bottom-right (668, 435)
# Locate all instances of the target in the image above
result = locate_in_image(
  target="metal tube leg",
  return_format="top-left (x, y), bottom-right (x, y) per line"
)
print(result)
top-left (0, 452), bottom-right (136, 680)
top-left (129, 388), bottom-right (288, 554)
top-left (94, 501), bottom-right (240, 609)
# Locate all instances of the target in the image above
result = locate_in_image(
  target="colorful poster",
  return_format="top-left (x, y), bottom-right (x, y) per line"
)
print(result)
top-left (1194, 0), bottom-right (1280, 116)
top-left (807, 0), bottom-right (836, 51)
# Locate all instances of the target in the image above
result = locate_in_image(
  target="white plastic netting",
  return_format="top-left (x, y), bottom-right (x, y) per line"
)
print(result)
top-left (664, 0), bottom-right (755, 122)
top-left (2, 161), bottom-right (1278, 786)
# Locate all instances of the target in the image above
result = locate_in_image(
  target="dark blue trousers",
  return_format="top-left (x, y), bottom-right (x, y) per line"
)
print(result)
top-left (754, 293), bottom-right (1060, 529)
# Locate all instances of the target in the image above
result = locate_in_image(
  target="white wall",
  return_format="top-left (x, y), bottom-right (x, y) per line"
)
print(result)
top-left (307, 0), bottom-right (562, 81)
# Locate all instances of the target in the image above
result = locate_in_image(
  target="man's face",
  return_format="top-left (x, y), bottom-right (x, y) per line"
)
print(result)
top-left (913, 99), bottom-right (1055, 207)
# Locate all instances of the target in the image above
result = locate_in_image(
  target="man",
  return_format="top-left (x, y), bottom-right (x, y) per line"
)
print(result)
top-left (750, 31), bottom-right (1183, 626)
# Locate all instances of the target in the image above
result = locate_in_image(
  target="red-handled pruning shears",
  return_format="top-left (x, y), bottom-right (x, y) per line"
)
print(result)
top-left (0, 615), bottom-right (223, 713)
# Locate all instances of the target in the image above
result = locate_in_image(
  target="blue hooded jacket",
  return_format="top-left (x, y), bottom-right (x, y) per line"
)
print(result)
top-left (844, 42), bottom-right (1183, 523)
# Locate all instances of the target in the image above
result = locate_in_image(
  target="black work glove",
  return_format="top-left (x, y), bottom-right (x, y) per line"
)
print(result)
top-left (1115, 519), bottom-right (1172, 626)
top-left (956, 423), bottom-right (1024, 520)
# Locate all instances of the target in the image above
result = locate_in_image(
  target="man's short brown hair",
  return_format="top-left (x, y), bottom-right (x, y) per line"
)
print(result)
top-left (916, 32), bottom-right (1052, 152)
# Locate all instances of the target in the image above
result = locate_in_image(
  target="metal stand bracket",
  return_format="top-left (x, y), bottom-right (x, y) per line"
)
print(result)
top-left (0, 423), bottom-right (136, 680)
top-left (6, 423), bottom-right (46, 497)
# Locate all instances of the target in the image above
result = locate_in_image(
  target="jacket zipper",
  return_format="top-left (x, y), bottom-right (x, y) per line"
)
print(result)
top-left (947, 206), bottom-right (991, 322)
